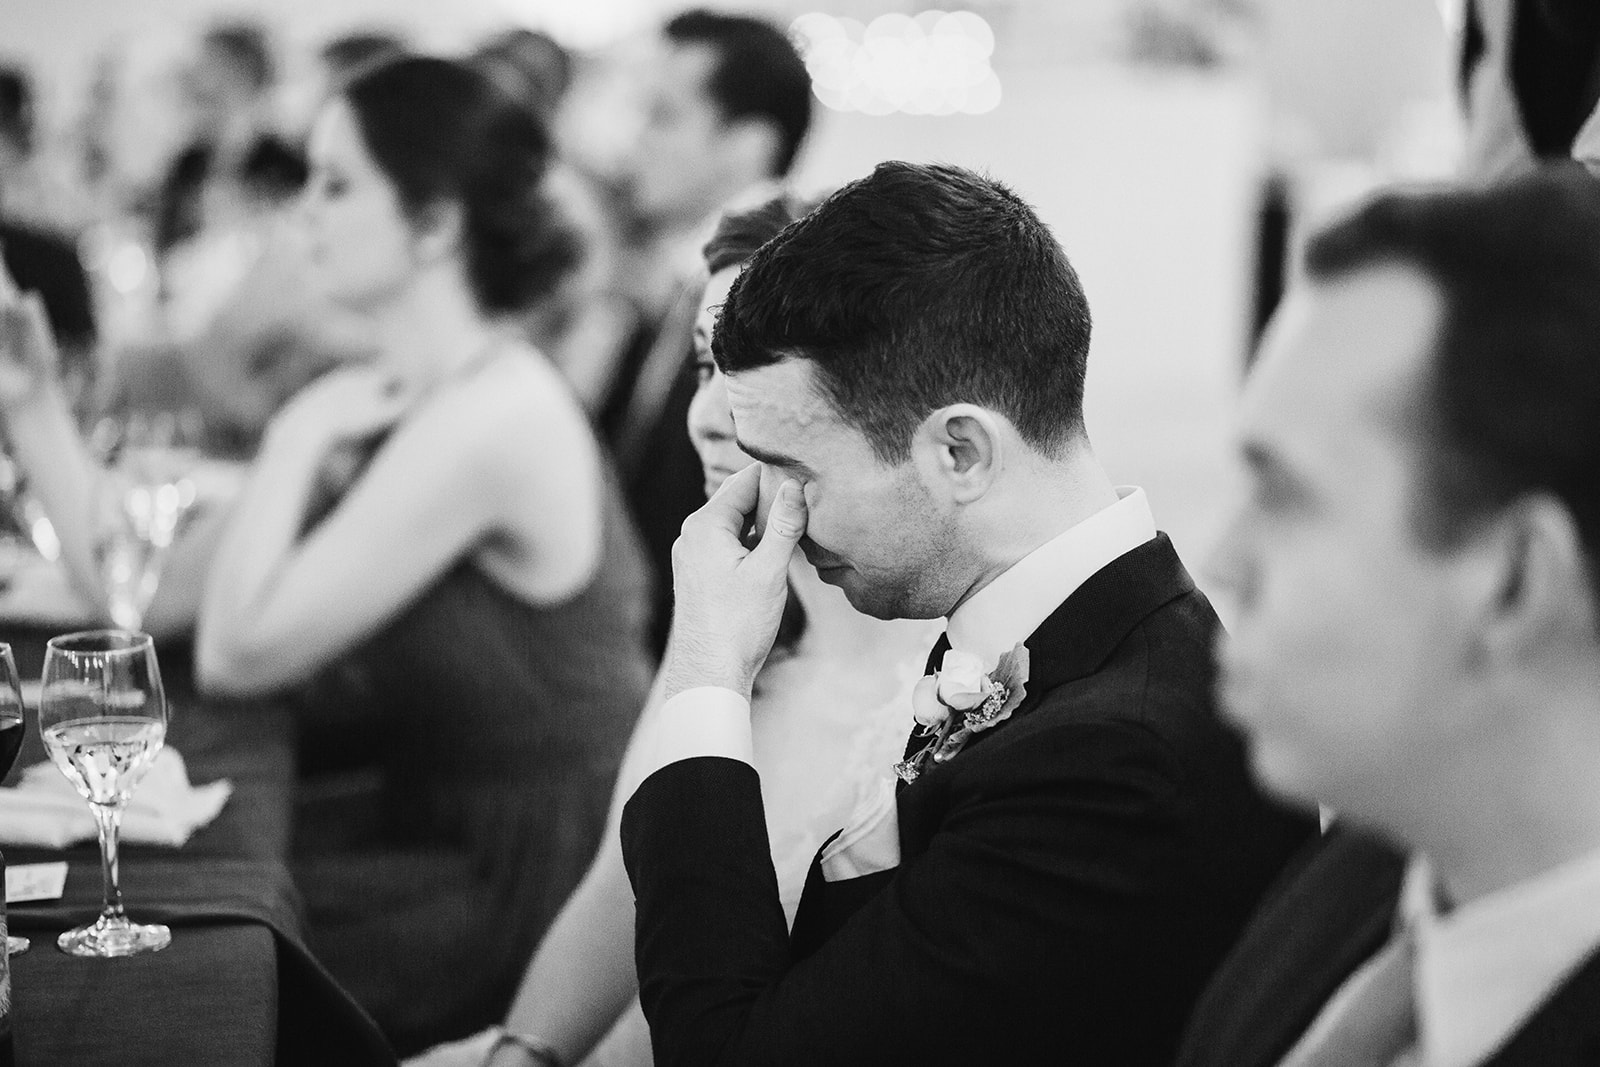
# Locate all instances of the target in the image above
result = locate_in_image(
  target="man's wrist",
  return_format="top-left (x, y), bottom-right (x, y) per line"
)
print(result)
top-left (662, 637), bottom-right (756, 702)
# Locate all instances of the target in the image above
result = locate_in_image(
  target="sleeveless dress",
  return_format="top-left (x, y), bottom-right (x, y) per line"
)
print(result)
top-left (291, 470), bottom-right (655, 1055)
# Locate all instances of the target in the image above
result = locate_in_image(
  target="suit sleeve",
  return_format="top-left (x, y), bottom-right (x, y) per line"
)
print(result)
top-left (620, 718), bottom-right (1200, 1067)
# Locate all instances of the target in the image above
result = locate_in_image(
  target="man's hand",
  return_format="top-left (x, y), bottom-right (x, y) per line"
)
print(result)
top-left (664, 463), bottom-right (807, 700)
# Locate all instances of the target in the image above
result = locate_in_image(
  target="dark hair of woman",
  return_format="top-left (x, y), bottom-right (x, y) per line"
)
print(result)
top-left (342, 55), bottom-right (580, 314)
top-left (702, 191), bottom-right (814, 275)
top-left (701, 192), bottom-right (819, 660)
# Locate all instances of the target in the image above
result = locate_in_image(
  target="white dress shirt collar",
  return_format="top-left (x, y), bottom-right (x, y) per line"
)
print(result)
top-left (1403, 847), bottom-right (1600, 1067)
top-left (945, 486), bottom-right (1157, 669)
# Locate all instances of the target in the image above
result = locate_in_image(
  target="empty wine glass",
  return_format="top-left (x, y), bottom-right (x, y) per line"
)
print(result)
top-left (39, 629), bottom-right (171, 957)
top-left (91, 411), bottom-right (203, 631)
top-left (0, 646), bottom-right (28, 955)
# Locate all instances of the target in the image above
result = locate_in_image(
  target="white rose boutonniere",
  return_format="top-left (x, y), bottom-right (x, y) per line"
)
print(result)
top-left (895, 643), bottom-right (1030, 784)
top-left (935, 649), bottom-right (989, 710)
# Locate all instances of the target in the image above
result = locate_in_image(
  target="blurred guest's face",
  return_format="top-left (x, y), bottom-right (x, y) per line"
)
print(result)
top-left (687, 267), bottom-right (750, 497)
top-left (301, 100), bottom-right (417, 314)
top-left (624, 42), bottom-right (737, 227)
top-left (1208, 263), bottom-right (1482, 824)
top-left (726, 359), bottom-right (953, 620)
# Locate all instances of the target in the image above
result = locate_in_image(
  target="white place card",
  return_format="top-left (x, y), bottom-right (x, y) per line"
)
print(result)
top-left (6, 861), bottom-right (67, 903)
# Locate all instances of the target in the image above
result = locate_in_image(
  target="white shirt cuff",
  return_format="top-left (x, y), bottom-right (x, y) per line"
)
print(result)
top-left (646, 686), bottom-right (754, 774)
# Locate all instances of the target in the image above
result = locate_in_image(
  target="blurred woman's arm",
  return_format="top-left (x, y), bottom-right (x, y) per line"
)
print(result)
top-left (0, 294), bottom-right (105, 612)
top-left (196, 355), bottom-right (603, 696)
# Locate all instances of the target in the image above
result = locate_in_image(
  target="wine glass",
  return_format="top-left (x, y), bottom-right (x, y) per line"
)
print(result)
top-left (91, 411), bottom-right (203, 631)
top-left (39, 629), bottom-right (171, 957)
top-left (0, 645), bottom-right (28, 955)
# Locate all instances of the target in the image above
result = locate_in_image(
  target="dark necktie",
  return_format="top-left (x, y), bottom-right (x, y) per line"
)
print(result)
top-left (899, 632), bottom-right (953, 769)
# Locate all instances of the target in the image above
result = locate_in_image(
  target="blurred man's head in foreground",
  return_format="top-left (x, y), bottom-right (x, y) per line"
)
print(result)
top-left (1212, 165), bottom-right (1600, 891)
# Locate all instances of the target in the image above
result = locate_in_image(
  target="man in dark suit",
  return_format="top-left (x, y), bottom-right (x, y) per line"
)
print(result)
top-left (614, 161), bottom-right (1312, 1066)
top-left (1184, 166), bottom-right (1600, 1066)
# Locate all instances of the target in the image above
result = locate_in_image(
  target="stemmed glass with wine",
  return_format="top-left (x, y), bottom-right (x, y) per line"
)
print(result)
top-left (0, 646), bottom-right (28, 955)
top-left (39, 629), bottom-right (170, 956)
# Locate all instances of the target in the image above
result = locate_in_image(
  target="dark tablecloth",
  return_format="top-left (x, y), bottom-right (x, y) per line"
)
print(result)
top-left (0, 625), bottom-right (395, 1066)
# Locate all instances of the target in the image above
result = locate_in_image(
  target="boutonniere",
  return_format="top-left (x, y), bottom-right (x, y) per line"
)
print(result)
top-left (894, 643), bottom-right (1030, 784)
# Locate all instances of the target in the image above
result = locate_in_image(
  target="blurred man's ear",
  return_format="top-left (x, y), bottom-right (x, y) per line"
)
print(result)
top-left (1477, 492), bottom-right (1599, 667)
top-left (722, 117), bottom-right (783, 182)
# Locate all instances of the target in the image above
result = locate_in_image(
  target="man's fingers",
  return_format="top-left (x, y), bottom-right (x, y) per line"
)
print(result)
top-left (747, 479), bottom-right (807, 570)
top-left (696, 462), bottom-right (762, 536)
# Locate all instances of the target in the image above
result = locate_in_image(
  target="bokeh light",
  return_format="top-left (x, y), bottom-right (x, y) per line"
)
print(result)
top-left (791, 10), bottom-right (1002, 116)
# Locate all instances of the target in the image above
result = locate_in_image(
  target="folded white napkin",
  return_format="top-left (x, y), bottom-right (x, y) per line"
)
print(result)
top-left (0, 747), bottom-right (232, 849)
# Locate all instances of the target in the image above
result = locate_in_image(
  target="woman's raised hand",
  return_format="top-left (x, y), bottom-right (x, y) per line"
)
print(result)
top-left (0, 259), bottom-right (61, 407)
top-left (268, 364), bottom-right (413, 447)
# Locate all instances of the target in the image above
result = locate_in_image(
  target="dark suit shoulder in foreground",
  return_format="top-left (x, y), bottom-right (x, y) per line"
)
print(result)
top-left (1178, 824), bottom-right (1600, 1067)
top-left (622, 535), bottom-right (1314, 1066)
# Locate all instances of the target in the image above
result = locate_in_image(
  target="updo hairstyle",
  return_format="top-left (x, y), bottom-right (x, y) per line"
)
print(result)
top-left (342, 55), bottom-right (580, 314)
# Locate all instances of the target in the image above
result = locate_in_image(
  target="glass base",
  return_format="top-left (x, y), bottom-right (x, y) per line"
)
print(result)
top-left (57, 915), bottom-right (170, 957)
top-left (6, 936), bottom-right (28, 956)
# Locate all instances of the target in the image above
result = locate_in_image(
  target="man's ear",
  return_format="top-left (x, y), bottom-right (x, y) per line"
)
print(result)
top-left (1476, 492), bottom-right (1598, 668)
top-left (916, 404), bottom-right (1004, 505)
top-left (721, 116), bottom-right (783, 183)
top-left (408, 199), bottom-right (464, 266)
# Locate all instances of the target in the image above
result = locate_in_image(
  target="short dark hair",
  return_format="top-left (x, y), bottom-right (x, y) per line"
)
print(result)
top-left (318, 30), bottom-right (408, 86)
top-left (0, 66), bottom-right (33, 155)
top-left (713, 161), bottom-right (1093, 463)
top-left (701, 191), bottom-right (814, 274)
top-left (203, 23), bottom-right (275, 91)
top-left (471, 28), bottom-right (572, 121)
top-left (343, 56), bottom-right (581, 315)
top-left (1304, 164), bottom-right (1600, 583)
top-left (664, 9), bottom-right (812, 176)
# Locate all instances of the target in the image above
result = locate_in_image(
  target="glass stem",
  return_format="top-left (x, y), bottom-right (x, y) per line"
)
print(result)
top-left (91, 801), bottom-right (126, 922)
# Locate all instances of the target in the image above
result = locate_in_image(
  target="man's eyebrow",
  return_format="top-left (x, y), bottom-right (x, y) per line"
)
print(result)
top-left (735, 437), bottom-right (809, 471)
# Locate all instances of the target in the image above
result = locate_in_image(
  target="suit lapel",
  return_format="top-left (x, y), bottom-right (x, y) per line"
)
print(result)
top-left (903, 533), bottom-right (1198, 773)
top-left (802, 535), bottom-right (1201, 955)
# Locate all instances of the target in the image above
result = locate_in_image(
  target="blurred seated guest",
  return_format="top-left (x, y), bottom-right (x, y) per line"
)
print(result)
top-left (0, 56), bottom-right (654, 1053)
top-left (113, 28), bottom-right (409, 454)
top-left (199, 55), bottom-right (655, 1053)
top-left (602, 9), bottom-right (814, 652)
top-left (1180, 166), bottom-right (1600, 1066)
top-left (152, 21), bottom-right (304, 261)
top-left (0, 69), bottom-right (96, 411)
top-left (407, 193), bottom-right (938, 1067)
top-left (108, 202), bottom-right (373, 456)
top-left (1459, 0), bottom-right (1600, 178)
top-left (471, 27), bottom-right (571, 125)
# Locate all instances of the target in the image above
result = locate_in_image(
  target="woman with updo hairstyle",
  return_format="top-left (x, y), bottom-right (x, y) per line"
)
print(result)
top-left (189, 56), bottom-right (655, 1052)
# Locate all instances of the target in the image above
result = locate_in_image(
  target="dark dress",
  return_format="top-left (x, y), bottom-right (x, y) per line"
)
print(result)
top-left (291, 473), bottom-right (655, 1055)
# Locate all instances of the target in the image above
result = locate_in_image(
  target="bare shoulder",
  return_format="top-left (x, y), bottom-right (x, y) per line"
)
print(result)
top-left (421, 344), bottom-right (598, 461)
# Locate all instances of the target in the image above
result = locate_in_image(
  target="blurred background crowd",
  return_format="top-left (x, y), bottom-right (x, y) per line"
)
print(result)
top-left (3, 0), bottom-right (1469, 563)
